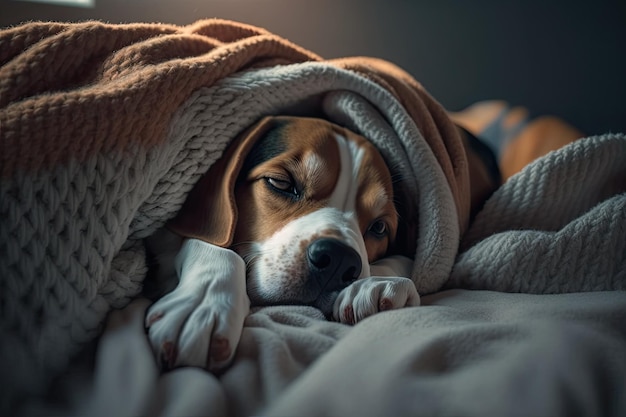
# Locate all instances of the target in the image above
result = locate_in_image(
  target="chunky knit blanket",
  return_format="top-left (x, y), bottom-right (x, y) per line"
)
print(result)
top-left (0, 19), bottom-right (467, 411)
top-left (1, 19), bottom-right (625, 414)
top-left (450, 133), bottom-right (626, 292)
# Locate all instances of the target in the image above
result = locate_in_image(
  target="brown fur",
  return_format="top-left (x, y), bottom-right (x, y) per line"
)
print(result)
top-left (232, 117), bottom-right (397, 264)
top-left (499, 116), bottom-right (584, 180)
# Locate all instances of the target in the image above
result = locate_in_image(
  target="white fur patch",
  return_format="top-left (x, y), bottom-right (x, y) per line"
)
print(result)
top-left (146, 239), bottom-right (249, 370)
top-left (328, 133), bottom-right (365, 211)
top-left (303, 152), bottom-right (326, 188)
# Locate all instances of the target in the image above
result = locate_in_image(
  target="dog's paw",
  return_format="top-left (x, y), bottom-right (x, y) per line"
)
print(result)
top-left (332, 276), bottom-right (420, 324)
top-left (145, 239), bottom-right (249, 372)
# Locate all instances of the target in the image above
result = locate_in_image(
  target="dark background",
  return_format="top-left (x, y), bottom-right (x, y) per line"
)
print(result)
top-left (2, 0), bottom-right (625, 135)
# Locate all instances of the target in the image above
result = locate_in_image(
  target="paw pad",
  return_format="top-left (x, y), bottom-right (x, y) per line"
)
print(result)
top-left (209, 336), bottom-right (231, 362)
top-left (344, 305), bottom-right (355, 325)
top-left (379, 298), bottom-right (393, 311)
top-left (147, 311), bottom-right (164, 326)
top-left (161, 341), bottom-right (178, 369)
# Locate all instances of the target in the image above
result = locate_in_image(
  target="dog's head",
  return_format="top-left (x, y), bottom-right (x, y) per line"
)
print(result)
top-left (170, 116), bottom-right (399, 314)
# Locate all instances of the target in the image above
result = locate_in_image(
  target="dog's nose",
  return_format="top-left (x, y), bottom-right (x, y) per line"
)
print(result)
top-left (307, 238), bottom-right (362, 291)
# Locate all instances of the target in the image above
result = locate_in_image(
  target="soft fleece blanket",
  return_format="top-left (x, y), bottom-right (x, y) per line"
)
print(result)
top-left (27, 290), bottom-right (626, 417)
top-left (1, 19), bottom-right (625, 416)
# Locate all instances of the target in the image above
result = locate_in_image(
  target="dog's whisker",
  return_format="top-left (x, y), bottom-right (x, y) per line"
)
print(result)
top-left (243, 246), bottom-right (279, 266)
top-left (236, 245), bottom-right (272, 270)
top-left (243, 252), bottom-right (261, 266)
top-left (390, 172), bottom-right (406, 185)
top-left (230, 240), bottom-right (256, 248)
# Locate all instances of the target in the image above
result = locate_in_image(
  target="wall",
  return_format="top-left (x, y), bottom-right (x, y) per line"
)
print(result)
top-left (2, 0), bottom-right (625, 134)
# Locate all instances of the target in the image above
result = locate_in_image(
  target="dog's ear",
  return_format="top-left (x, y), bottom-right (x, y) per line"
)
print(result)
top-left (167, 116), bottom-right (285, 247)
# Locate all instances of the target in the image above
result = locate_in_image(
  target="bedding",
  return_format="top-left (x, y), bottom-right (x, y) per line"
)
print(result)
top-left (1, 19), bottom-right (625, 416)
top-left (38, 290), bottom-right (625, 417)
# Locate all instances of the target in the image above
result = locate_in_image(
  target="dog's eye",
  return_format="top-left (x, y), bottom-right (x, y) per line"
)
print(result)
top-left (265, 177), bottom-right (298, 196)
top-left (367, 219), bottom-right (388, 238)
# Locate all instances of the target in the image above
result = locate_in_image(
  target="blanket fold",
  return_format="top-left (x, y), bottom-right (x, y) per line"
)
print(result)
top-left (1, 18), bottom-right (625, 416)
top-left (448, 134), bottom-right (626, 293)
top-left (0, 19), bottom-right (468, 413)
top-left (0, 20), bottom-right (319, 176)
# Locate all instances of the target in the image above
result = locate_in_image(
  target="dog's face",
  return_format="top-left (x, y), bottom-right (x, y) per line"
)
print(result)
top-left (232, 118), bottom-right (398, 313)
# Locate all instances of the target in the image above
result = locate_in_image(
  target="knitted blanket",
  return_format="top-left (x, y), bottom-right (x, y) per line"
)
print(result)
top-left (450, 134), bottom-right (626, 293)
top-left (0, 19), bottom-right (468, 411)
top-left (1, 19), bottom-right (625, 414)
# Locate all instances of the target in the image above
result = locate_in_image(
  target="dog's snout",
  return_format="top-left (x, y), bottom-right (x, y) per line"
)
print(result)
top-left (307, 238), bottom-right (362, 290)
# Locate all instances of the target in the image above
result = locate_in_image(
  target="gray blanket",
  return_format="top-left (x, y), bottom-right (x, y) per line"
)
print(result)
top-left (22, 290), bottom-right (626, 417)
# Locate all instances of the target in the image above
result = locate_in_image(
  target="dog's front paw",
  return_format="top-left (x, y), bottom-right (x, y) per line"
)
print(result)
top-left (332, 276), bottom-right (420, 324)
top-left (145, 287), bottom-right (248, 371)
top-left (145, 239), bottom-right (249, 372)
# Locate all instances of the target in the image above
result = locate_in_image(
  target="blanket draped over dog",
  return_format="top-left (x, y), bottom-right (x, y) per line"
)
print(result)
top-left (1, 19), bottom-right (625, 415)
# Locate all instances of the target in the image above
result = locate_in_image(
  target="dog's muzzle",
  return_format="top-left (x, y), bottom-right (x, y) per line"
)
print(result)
top-left (307, 238), bottom-right (361, 293)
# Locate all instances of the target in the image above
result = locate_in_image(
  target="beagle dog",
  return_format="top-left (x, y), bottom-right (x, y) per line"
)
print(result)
top-left (144, 116), bottom-right (495, 372)
top-left (146, 117), bottom-right (499, 371)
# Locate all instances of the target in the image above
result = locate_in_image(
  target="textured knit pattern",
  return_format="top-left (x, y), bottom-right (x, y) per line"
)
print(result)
top-left (0, 19), bottom-right (467, 411)
top-left (449, 134), bottom-right (626, 292)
